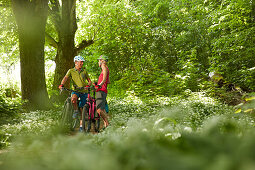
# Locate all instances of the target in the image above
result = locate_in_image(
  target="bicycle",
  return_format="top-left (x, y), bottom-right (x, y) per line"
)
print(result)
top-left (60, 87), bottom-right (86, 132)
top-left (60, 86), bottom-right (101, 133)
top-left (83, 85), bottom-right (101, 133)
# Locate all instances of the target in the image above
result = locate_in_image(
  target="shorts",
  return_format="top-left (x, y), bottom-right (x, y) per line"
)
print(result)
top-left (96, 91), bottom-right (107, 110)
top-left (71, 92), bottom-right (88, 108)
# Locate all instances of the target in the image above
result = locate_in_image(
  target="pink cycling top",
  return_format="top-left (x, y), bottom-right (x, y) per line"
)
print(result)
top-left (97, 67), bottom-right (109, 93)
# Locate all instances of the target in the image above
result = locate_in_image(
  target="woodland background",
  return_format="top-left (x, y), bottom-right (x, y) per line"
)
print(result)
top-left (0, 0), bottom-right (254, 169)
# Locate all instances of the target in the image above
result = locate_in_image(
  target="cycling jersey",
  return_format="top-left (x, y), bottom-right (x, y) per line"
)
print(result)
top-left (66, 67), bottom-right (90, 93)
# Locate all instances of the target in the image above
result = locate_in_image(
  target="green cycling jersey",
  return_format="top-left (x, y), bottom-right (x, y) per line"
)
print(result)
top-left (65, 67), bottom-right (90, 93)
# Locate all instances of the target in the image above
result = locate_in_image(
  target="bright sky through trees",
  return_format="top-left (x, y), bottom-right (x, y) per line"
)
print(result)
top-left (0, 61), bottom-right (20, 86)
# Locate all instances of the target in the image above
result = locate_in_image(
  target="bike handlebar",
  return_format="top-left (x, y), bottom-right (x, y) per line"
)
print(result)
top-left (74, 84), bottom-right (101, 90)
top-left (60, 87), bottom-right (84, 94)
top-left (60, 85), bottom-right (99, 94)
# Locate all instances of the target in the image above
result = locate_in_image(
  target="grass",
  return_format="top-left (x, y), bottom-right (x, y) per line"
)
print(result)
top-left (0, 91), bottom-right (254, 170)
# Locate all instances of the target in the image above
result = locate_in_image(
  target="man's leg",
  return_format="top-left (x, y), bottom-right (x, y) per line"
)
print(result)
top-left (71, 93), bottom-right (78, 110)
top-left (71, 93), bottom-right (79, 118)
top-left (79, 93), bottom-right (88, 129)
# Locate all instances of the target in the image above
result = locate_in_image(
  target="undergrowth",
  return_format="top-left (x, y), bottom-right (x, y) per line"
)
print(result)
top-left (0, 91), bottom-right (254, 170)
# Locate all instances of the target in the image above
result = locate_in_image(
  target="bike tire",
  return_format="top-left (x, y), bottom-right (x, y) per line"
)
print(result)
top-left (94, 112), bottom-right (100, 132)
top-left (70, 118), bottom-right (79, 131)
top-left (82, 104), bottom-right (89, 132)
top-left (87, 119), bottom-right (92, 132)
top-left (61, 101), bottom-right (67, 125)
top-left (61, 98), bottom-right (72, 125)
top-left (87, 107), bottom-right (92, 132)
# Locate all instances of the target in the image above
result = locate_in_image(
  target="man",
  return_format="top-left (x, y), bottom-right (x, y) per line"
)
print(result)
top-left (95, 55), bottom-right (110, 129)
top-left (59, 55), bottom-right (92, 131)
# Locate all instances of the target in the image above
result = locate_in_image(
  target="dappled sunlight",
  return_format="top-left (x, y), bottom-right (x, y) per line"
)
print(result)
top-left (123, 90), bottom-right (143, 105)
top-left (0, 63), bottom-right (20, 87)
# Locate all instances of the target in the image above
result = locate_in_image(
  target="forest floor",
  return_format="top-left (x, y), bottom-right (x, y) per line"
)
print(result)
top-left (0, 91), bottom-right (254, 170)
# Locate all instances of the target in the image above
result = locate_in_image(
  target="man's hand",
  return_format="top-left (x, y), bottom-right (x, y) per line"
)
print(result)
top-left (58, 84), bottom-right (64, 90)
top-left (94, 85), bottom-right (101, 90)
top-left (84, 85), bottom-right (90, 89)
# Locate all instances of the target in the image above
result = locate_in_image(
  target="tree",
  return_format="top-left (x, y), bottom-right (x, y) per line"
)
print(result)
top-left (209, 0), bottom-right (255, 90)
top-left (47, 0), bottom-right (94, 93)
top-left (12, 0), bottom-right (51, 110)
top-left (0, 2), bottom-right (19, 74)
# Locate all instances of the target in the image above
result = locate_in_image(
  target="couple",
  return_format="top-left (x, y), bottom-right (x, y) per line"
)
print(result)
top-left (59, 55), bottom-right (110, 131)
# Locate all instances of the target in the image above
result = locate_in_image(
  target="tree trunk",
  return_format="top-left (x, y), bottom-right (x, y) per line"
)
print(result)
top-left (48, 0), bottom-right (94, 102)
top-left (52, 0), bottom-right (77, 91)
top-left (12, 0), bottom-right (51, 110)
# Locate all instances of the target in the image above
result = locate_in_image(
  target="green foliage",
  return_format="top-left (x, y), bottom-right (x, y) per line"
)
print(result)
top-left (0, 92), bottom-right (254, 169)
top-left (1, 0), bottom-right (254, 97)
top-left (1, 0), bottom-right (255, 167)
top-left (206, 85), bottom-right (243, 106)
top-left (45, 59), bottom-right (57, 98)
top-left (0, 6), bottom-right (19, 68)
top-left (209, 0), bottom-right (255, 90)
top-left (74, 0), bottom-right (255, 94)
top-left (0, 109), bottom-right (61, 149)
top-left (0, 83), bottom-right (23, 149)
top-left (0, 84), bottom-right (22, 125)
top-left (1, 0), bottom-right (254, 96)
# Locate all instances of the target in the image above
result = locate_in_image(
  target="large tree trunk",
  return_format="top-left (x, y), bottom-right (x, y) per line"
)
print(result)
top-left (12, 0), bottom-right (51, 110)
top-left (53, 0), bottom-right (77, 91)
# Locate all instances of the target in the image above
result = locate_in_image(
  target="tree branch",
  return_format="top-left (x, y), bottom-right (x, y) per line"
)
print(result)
top-left (48, 0), bottom-right (61, 33)
top-left (45, 32), bottom-right (58, 48)
top-left (75, 40), bottom-right (94, 55)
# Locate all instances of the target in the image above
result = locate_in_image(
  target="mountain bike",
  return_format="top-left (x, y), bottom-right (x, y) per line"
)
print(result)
top-left (82, 85), bottom-right (100, 132)
top-left (60, 87), bottom-right (86, 132)
top-left (60, 86), bottom-right (101, 133)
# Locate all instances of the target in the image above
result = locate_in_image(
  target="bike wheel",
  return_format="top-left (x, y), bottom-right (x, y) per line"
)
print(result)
top-left (87, 119), bottom-right (92, 132)
top-left (87, 104), bottom-right (93, 132)
top-left (82, 104), bottom-right (89, 132)
top-left (94, 112), bottom-right (100, 132)
top-left (70, 118), bottom-right (79, 131)
top-left (61, 97), bottom-right (73, 129)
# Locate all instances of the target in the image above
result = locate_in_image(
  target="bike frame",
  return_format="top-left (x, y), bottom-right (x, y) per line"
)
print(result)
top-left (86, 86), bottom-right (99, 120)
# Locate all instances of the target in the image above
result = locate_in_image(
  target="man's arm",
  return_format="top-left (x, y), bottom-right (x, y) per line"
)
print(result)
top-left (87, 77), bottom-right (92, 86)
top-left (84, 70), bottom-right (92, 86)
top-left (61, 76), bottom-right (69, 86)
top-left (59, 76), bottom-right (69, 89)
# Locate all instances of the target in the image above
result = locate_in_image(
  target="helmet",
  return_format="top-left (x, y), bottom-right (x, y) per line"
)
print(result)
top-left (97, 55), bottom-right (108, 61)
top-left (74, 55), bottom-right (85, 62)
